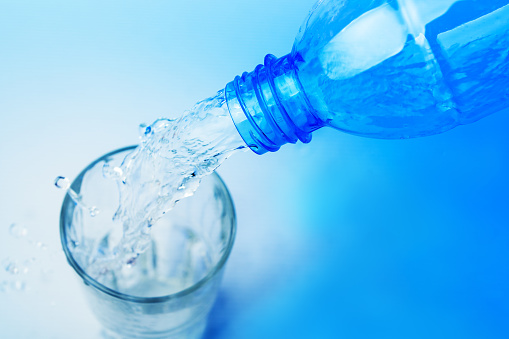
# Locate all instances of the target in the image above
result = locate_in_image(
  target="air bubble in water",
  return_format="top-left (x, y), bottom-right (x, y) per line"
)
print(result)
top-left (54, 176), bottom-right (70, 190)
top-left (9, 223), bottom-right (28, 238)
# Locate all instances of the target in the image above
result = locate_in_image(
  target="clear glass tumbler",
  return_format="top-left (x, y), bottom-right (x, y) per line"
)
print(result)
top-left (60, 146), bottom-right (236, 339)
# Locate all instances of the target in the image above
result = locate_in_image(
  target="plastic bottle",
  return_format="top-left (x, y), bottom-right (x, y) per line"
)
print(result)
top-left (225, 0), bottom-right (509, 154)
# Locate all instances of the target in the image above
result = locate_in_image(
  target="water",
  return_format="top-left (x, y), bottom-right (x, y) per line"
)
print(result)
top-left (56, 176), bottom-right (102, 218)
top-left (61, 0), bottom-right (508, 294)
top-left (295, 2), bottom-right (509, 139)
top-left (224, 2), bottom-right (508, 155)
top-left (64, 89), bottom-right (244, 289)
top-left (54, 176), bottom-right (71, 190)
top-left (1, 222), bottom-right (55, 295)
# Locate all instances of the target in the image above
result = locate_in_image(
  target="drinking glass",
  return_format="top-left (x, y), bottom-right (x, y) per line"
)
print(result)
top-left (60, 146), bottom-right (236, 338)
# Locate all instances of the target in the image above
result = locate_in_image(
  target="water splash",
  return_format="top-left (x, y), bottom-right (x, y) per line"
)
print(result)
top-left (54, 176), bottom-right (101, 217)
top-left (138, 123), bottom-right (148, 139)
top-left (75, 89), bottom-right (246, 277)
top-left (102, 163), bottom-right (123, 180)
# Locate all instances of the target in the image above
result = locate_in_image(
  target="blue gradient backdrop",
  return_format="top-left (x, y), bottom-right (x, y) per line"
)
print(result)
top-left (0, 1), bottom-right (508, 338)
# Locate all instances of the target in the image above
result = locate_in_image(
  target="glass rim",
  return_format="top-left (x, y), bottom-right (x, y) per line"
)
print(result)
top-left (59, 145), bottom-right (237, 304)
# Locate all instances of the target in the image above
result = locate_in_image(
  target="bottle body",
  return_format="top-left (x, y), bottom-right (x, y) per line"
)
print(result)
top-left (226, 0), bottom-right (509, 154)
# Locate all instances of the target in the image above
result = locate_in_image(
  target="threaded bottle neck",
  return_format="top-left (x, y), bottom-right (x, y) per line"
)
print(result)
top-left (225, 54), bottom-right (323, 154)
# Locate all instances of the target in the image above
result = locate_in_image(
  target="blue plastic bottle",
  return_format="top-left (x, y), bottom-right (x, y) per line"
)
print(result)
top-left (225, 0), bottom-right (509, 154)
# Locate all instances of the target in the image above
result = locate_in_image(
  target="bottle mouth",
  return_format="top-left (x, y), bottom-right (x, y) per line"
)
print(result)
top-left (225, 54), bottom-right (319, 155)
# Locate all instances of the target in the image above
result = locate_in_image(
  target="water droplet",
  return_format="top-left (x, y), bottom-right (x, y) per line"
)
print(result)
top-left (102, 162), bottom-right (111, 178)
top-left (9, 223), bottom-right (28, 238)
top-left (138, 123), bottom-right (147, 136)
top-left (103, 163), bottom-right (123, 179)
top-left (35, 242), bottom-right (48, 251)
top-left (54, 176), bottom-right (70, 190)
top-left (21, 259), bottom-right (34, 274)
top-left (112, 167), bottom-right (123, 177)
top-left (125, 257), bottom-right (137, 268)
top-left (89, 206), bottom-right (100, 217)
top-left (152, 119), bottom-right (171, 132)
top-left (11, 280), bottom-right (26, 291)
top-left (4, 261), bottom-right (19, 275)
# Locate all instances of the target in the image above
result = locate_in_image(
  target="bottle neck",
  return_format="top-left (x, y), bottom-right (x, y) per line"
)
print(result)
top-left (225, 54), bottom-right (323, 154)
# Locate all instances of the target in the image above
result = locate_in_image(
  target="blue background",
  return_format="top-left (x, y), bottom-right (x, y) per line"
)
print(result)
top-left (0, 1), bottom-right (508, 338)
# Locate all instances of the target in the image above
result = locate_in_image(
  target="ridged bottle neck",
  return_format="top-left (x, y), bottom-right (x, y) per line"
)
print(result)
top-left (225, 54), bottom-right (323, 154)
